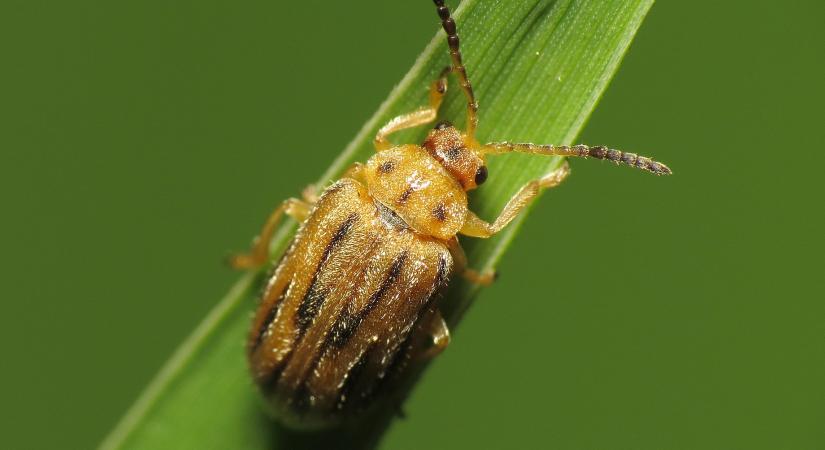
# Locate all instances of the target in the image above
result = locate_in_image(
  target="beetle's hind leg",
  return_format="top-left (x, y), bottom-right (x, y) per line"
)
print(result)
top-left (229, 197), bottom-right (313, 269)
top-left (460, 162), bottom-right (571, 238)
top-left (416, 308), bottom-right (451, 361)
top-left (373, 66), bottom-right (451, 151)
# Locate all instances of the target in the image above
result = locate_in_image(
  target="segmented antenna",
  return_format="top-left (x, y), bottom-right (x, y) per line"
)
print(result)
top-left (484, 142), bottom-right (673, 175)
top-left (433, 0), bottom-right (479, 141)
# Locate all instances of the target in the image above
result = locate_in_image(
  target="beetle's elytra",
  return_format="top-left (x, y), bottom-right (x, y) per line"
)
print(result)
top-left (231, 0), bottom-right (671, 429)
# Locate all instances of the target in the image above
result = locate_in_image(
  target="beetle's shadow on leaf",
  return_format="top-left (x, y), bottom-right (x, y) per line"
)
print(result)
top-left (268, 424), bottom-right (352, 450)
top-left (264, 413), bottom-right (393, 450)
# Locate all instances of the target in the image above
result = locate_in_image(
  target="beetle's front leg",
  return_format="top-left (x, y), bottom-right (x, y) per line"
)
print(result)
top-left (229, 196), bottom-right (313, 269)
top-left (460, 162), bottom-right (570, 238)
top-left (373, 66), bottom-right (451, 151)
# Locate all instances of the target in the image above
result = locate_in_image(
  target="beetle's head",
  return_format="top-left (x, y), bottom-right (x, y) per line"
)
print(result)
top-left (422, 121), bottom-right (488, 191)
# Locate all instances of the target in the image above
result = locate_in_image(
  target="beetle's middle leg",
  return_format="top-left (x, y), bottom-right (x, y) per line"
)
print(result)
top-left (374, 66), bottom-right (451, 151)
top-left (229, 197), bottom-right (312, 269)
top-left (447, 237), bottom-right (496, 286)
top-left (460, 162), bottom-right (571, 238)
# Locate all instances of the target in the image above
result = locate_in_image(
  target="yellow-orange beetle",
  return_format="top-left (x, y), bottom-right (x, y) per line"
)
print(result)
top-left (231, 0), bottom-right (671, 429)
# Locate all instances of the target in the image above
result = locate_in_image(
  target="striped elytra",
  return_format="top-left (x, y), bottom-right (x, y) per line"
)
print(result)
top-left (247, 179), bottom-right (452, 427)
top-left (231, 0), bottom-right (671, 429)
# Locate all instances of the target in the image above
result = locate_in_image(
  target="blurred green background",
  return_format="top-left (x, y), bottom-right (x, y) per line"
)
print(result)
top-left (2, 0), bottom-right (824, 449)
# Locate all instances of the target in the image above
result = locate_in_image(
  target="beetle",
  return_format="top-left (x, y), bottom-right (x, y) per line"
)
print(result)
top-left (230, 0), bottom-right (671, 429)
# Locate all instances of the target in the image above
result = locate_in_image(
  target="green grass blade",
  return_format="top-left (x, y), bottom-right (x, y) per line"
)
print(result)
top-left (100, 1), bottom-right (654, 448)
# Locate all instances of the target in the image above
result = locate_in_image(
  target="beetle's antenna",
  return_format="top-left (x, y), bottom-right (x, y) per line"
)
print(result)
top-left (482, 142), bottom-right (673, 175)
top-left (433, 0), bottom-right (478, 142)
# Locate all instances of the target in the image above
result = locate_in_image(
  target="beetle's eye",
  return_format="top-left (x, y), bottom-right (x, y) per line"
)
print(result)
top-left (474, 166), bottom-right (488, 185)
top-left (434, 121), bottom-right (452, 130)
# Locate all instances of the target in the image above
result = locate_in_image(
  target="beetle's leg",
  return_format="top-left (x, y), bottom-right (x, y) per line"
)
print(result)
top-left (416, 308), bottom-right (451, 361)
top-left (447, 237), bottom-right (496, 285)
top-left (373, 66), bottom-right (451, 151)
top-left (301, 185), bottom-right (319, 203)
top-left (341, 161), bottom-right (367, 183)
top-left (229, 197), bottom-right (312, 269)
top-left (460, 162), bottom-right (571, 238)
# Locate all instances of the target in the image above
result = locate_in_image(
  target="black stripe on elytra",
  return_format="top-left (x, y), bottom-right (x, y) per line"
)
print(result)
top-left (351, 252), bottom-right (450, 408)
top-left (403, 251), bottom-right (450, 331)
top-left (365, 330), bottom-right (416, 409)
top-left (436, 252), bottom-right (450, 288)
top-left (258, 214), bottom-right (358, 394)
top-left (382, 334), bottom-right (413, 383)
top-left (294, 213), bottom-right (358, 335)
top-left (292, 252), bottom-right (408, 413)
top-left (290, 376), bottom-right (313, 415)
top-left (259, 350), bottom-right (290, 393)
top-left (295, 285), bottom-right (326, 337)
top-left (335, 346), bottom-right (374, 412)
top-left (324, 252), bottom-right (408, 350)
top-left (252, 281), bottom-right (291, 352)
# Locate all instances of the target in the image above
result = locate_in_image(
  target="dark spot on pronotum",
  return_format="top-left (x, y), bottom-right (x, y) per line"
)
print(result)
top-left (474, 165), bottom-right (488, 185)
top-left (432, 203), bottom-right (447, 222)
top-left (397, 185), bottom-right (414, 204)
top-left (378, 160), bottom-right (395, 174)
top-left (434, 120), bottom-right (452, 130)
